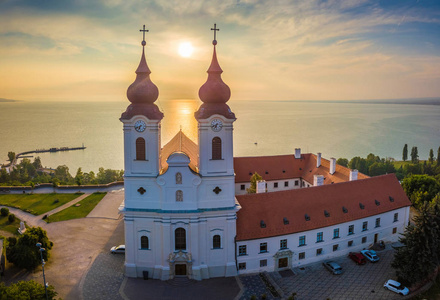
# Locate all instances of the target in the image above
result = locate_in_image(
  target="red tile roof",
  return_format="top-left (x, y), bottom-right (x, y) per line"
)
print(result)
top-left (233, 154), bottom-right (368, 184)
top-left (160, 130), bottom-right (199, 173)
top-left (236, 174), bottom-right (410, 241)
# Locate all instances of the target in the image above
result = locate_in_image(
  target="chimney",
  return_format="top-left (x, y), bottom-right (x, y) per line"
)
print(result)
top-left (350, 169), bottom-right (358, 181)
top-left (313, 175), bottom-right (324, 186)
top-left (329, 157), bottom-right (336, 175)
top-left (295, 148), bottom-right (301, 159)
top-left (317, 152), bottom-right (322, 168)
top-left (256, 180), bottom-right (266, 193)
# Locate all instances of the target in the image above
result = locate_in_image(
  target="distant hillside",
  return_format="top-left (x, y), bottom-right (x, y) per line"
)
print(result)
top-left (0, 98), bottom-right (19, 102)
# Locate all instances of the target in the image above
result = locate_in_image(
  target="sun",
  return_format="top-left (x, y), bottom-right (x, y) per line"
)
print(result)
top-left (178, 42), bottom-right (194, 58)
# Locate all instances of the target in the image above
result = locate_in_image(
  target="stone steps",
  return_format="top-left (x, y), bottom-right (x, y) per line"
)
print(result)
top-left (166, 277), bottom-right (197, 286)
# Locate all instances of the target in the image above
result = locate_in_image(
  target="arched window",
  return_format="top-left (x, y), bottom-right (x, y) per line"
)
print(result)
top-left (140, 236), bottom-right (149, 249)
top-left (176, 172), bottom-right (182, 184)
top-left (213, 235), bottom-right (221, 249)
top-left (136, 138), bottom-right (146, 160)
top-left (175, 228), bottom-right (186, 250)
top-left (212, 137), bottom-right (222, 160)
top-left (176, 190), bottom-right (183, 202)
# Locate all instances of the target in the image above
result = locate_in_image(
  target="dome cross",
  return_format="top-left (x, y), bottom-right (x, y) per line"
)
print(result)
top-left (139, 25), bottom-right (149, 46)
top-left (211, 23), bottom-right (219, 44)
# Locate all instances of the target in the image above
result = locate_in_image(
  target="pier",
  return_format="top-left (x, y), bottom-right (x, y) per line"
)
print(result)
top-left (18, 145), bottom-right (86, 157)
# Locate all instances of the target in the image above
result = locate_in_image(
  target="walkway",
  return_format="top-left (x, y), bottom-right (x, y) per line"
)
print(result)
top-left (1, 190), bottom-right (124, 299)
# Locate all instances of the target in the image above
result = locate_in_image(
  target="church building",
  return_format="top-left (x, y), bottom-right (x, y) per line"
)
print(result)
top-left (120, 26), bottom-right (411, 280)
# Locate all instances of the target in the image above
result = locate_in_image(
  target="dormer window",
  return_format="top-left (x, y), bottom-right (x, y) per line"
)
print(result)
top-left (389, 196), bottom-right (394, 202)
top-left (359, 203), bottom-right (365, 209)
top-left (342, 206), bottom-right (348, 213)
top-left (305, 214), bottom-right (310, 221)
top-left (260, 220), bottom-right (266, 228)
top-left (283, 217), bottom-right (289, 225)
top-left (375, 199), bottom-right (380, 206)
top-left (324, 210), bottom-right (330, 217)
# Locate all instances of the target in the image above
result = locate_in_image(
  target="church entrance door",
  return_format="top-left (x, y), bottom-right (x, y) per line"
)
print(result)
top-left (278, 257), bottom-right (288, 269)
top-left (175, 264), bottom-right (187, 276)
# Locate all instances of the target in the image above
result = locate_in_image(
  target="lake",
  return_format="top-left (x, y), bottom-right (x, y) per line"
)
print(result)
top-left (0, 99), bottom-right (439, 174)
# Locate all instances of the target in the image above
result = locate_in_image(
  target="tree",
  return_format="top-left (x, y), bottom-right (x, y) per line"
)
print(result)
top-left (32, 156), bottom-right (43, 169)
top-left (0, 280), bottom-right (57, 299)
top-left (75, 167), bottom-right (84, 187)
top-left (411, 146), bottom-right (419, 164)
top-left (7, 151), bottom-right (15, 163)
top-left (54, 165), bottom-right (72, 183)
top-left (392, 202), bottom-right (440, 286)
top-left (401, 174), bottom-right (440, 209)
top-left (402, 144), bottom-right (408, 162)
top-left (429, 149), bottom-right (434, 164)
top-left (6, 227), bottom-right (53, 270)
top-left (437, 146), bottom-right (440, 165)
top-left (0, 208), bottom-right (9, 217)
top-left (336, 158), bottom-right (348, 167)
top-left (246, 172), bottom-right (263, 194)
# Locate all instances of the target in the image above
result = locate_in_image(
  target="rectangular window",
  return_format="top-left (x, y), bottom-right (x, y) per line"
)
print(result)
top-left (284, 181), bottom-right (289, 187)
top-left (238, 245), bottom-right (247, 256)
top-left (260, 242), bottom-right (268, 253)
top-left (280, 239), bottom-right (287, 249)
top-left (260, 259), bottom-right (267, 267)
top-left (238, 263), bottom-right (246, 270)
top-left (316, 248), bottom-right (323, 256)
top-left (299, 235), bottom-right (306, 246)
top-left (295, 180), bottom-right (299, 186)
top-left (316, 232), bottom-right (323, 243)
top-left (362, 237), bottom-right (367, 244)
top-left (348, 225), bottom-right (354, 235)
top-left (274, 182), bottom-right (278, 188)
top-left (240, 184), bottom-right (245, 190)
top-left (348, 240), bottom-right (353, 247)
top-left (333, 228), bottom-right (339, 239)
top-left (375, 218), bottom-right (381, 228)
top-left (362, 221), bottom-right (368, 231)
top-left (394, 213), bottom-right (398, 222)
top-left (393, 227), bottom-right (397, 234)
top-left (333, 244), bottom-right (339, 251)
top-left (299, 252), bottom-right (305, 260)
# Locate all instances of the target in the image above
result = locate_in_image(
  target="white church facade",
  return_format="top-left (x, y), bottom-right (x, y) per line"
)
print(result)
top-left (119, 26), bottom-right (411, 280)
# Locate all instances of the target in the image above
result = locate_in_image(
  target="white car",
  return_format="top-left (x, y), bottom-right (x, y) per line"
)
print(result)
top-left (110, 245), bottom-right (125, 254)
top-left (361, 249), bottom-right (379, 262)
top-left (384, 279), bottom-right (409, 296)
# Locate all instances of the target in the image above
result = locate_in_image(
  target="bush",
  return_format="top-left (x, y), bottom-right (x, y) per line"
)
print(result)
top-left (0, 208), bottom-right (9, 217)
top-left (6, 227), bottom-right (53, 270)
top-left (0, 280), bottom-right (57, 299)
top-left (8, 214), bottom-right (15, 223)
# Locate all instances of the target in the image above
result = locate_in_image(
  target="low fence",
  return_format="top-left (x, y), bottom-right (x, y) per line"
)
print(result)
top-left (0, 181), bottom-right (124, 194)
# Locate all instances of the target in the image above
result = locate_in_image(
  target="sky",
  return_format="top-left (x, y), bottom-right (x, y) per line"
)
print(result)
top-left (0, 0), bottom-right (439, 102)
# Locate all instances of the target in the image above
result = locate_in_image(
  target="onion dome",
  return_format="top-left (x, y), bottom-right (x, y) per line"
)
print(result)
top-left (195, 26), bottom-right (235, 120)
top-left (198, 42), bottom-right (231, 104)
top-left (126, 47), bottom-right (159, 104)
top-left (121, 27), bottom-right (163, 121)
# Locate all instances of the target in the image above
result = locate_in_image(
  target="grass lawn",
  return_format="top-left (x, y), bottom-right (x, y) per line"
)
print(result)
top-left (0, 193), bottom-right (83, 215)
top-left (0, 215), bottom-right (21, 235)
top-left (45, 192), bottom-right (107, 223)
top-left (393, 160), bottom-right (427, 169)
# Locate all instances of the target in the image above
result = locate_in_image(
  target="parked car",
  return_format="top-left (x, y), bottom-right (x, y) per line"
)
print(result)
top-left (110, 245), bottom-right (125, 254)
top-left (384, 279), bottom-right (409, 296)
top-left (361, 249), bottom-right (380, 262)
top-left (348, 252), bottom-right (367, 265)
top-left (323, 261), bottom-right (343, 275)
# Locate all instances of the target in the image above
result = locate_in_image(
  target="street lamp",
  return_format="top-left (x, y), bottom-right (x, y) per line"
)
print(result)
top-left (36, 242), bottom-right (49, 300)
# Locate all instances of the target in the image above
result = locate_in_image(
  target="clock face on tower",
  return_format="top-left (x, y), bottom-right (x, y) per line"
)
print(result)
top-left (134, 120), bottom-right (146, 132)
top-left (211, 119), bottom-right (223, 132)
